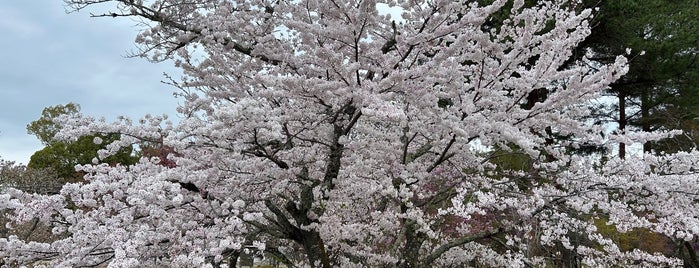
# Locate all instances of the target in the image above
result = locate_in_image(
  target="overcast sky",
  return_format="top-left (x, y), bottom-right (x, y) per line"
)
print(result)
top-left (0, 2), bottom-right (181, 164)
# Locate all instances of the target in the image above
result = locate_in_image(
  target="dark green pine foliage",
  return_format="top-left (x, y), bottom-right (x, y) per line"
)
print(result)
top-left (580, 0), bottom-right (699, 155)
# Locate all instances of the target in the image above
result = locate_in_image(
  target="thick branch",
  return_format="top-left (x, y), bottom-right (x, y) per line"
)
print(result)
top-left (427, 135), bottom-right (457, 172)
top-left (422, 227), bottom-right (502, 266)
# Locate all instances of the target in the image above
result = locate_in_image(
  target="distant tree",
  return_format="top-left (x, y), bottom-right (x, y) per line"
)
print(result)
top-left (138, 138), bottom-right (180, 168)
top-left (28, 134), bottom-right (136, 180)
top-left (578, 0), bottom-right (699, 156)
top-left (26, 103), bottom-right (137, 180)
top-left (26, 103), bottom-right (80, 146)
top-left (0, 159), bottom-right (58, 194)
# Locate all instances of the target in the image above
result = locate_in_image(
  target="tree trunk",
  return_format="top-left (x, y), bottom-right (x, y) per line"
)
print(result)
top-left (641, 87), bottom-right (652, 154)
top-left (619, 91), bottom-right (627, 159)
top-left (683, 241), bottom-right (699, 268)
top-left (397, 221), bottom-right (425, 268)
top-left (300, 231), bottom-right (331, 268)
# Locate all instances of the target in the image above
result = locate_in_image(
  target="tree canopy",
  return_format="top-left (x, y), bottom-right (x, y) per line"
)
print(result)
top-left (26, 103), bottom-right (137, 180)
top-left (26, 103), bottom-right (80, 146)
top-left (579, 0), bottom-right (699, 155)
top-left (1, 1), bottom-right (698, 267)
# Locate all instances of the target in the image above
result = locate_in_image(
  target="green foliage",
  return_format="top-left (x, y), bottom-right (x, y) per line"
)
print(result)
top-left (26, 103), bottom-right (138, 180)
top-left (485, 145), bottom-right (537, 192)
top-left (26, 103), bottom-right (80, 146)
top-left (487, 148), bottom-right (532, 173)
top-left (581, 0), bottom-right (699, 153)
top-left (593, 217), bottom-right (673, 255)
top-left (27, 134), bottom-right (137, 180)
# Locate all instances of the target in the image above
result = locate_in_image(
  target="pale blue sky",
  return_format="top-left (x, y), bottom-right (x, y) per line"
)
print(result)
top-left (0, 2), bottom-right (180, 164)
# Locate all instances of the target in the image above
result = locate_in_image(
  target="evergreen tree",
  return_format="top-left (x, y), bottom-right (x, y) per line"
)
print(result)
top-left (580, 0), bottom-right (699, 156)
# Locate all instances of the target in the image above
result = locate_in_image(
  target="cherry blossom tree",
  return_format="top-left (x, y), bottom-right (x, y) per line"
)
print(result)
top-left (2, 0), bottom-right (698, 267)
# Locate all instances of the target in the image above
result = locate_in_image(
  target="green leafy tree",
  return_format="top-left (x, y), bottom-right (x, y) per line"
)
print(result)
top-left (26, 103), bottom-right (80, 146)
top-left (26, 104), bottom-right (137, 180)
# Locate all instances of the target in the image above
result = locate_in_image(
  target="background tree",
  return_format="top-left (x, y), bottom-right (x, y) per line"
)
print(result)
top-left (504, 1), bottom-right (699, 264)
top-left (580, 1), bottom-right (699, 264)
top-left (578, 0), bottom-right (699, 157)
top-left (138, 140), bottom-right (179, 168)
top-left (1, 1), bottom-right (698, 267)
top-left (0, 159), bottom-right (59, 195)
top-left (26, 103), bottom-right (80, 146)
top-left (26, 103), bottom-right (137, 180)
